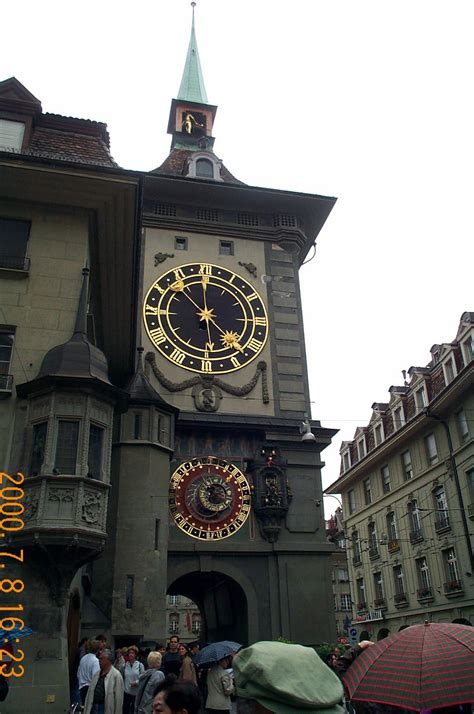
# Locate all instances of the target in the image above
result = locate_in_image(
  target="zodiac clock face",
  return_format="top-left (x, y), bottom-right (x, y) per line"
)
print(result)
top-left (143, 262), bottom-right (268, 374)
top-left (169, 456), bottom-right (252, 540)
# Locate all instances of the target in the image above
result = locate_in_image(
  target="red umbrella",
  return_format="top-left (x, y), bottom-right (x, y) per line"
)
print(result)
top-left (343, 622), bottom-right (474, 711)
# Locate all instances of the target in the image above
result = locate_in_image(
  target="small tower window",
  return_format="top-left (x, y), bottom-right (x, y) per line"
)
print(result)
top-left (175, 236), bottom-right (188, 251)
top-left (134, 414), bottom-right (141, 440)
top-left (195, 158), bottom-right (214, 178)
top-left (219, 240), bottom-right (234, 256)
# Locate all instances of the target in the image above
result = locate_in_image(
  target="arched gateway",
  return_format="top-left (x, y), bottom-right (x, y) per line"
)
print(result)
top-left (168, 568), bottom-right (254, 644)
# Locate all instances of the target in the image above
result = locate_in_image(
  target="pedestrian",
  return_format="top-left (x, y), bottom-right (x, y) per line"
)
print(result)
top-left (78, 640), bottom-right (101, 705)
top-left (123, 645), bottom-right (145, 713)
top-left (206, 655), bottom-right (234, 713)
top-left (84, 648), bottom-right (124, 714)
top-left (233, 640), bottom-right (344, 713)
top-left (178, 644), bottom-right (197, 685)
top-left (134, 651), bottom-right (165, 714)
top-left (151, 676), bottom-right (201, 714)
top-left (161, 636), bottom-right (182, 678)
top-left (115, 649), bottom-right (126, 676)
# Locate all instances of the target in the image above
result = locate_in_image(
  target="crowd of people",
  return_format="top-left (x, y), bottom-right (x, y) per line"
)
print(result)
top-left (70, 635), bottom-right (473, 714)
top-left (72, 634), bottom-right (202, 714)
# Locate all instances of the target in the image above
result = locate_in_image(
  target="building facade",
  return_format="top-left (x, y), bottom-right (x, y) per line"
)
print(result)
top-left (326, 313), bottom-right (474, 641)
top-left (326, 509), bottom-right (351, 642)
top-left (0, 12), bottom-right (337, 713)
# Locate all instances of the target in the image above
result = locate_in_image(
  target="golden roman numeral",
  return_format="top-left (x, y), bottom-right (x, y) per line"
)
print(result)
top-left (150, 328), bottom-right (166, 345)
top-left (254, 316), bottom-right (267, 326)
top-left (247, 338), bottom-right (262, 352)
top-left (231, 356), bottom-right (240, 368)
top-left (248, 292), bottom-right (258, 301)
top-left (174, 268), bottom-right (185, 280)
top-left (153, 282), bottom-right (165, 294)
top-left (170, 348), bottom-right (186, 364)
top-left (145, 304), bottom-right (158, 315)
top-left (201, 360), bottom-right (212, 372)
top-left (199, 263), bottom-right (212, 276)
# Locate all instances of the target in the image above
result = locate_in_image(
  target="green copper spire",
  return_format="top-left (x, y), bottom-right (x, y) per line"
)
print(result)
top-left (177, 2), bottom-right (208, 104)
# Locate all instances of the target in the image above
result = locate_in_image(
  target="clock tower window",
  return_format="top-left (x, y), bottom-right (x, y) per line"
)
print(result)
top-left (195, 158), bottom-right (213, 177)
top-left (175, 236), bottom-right (188, 251)
top-left (219, 240), bottom-right (233, 256)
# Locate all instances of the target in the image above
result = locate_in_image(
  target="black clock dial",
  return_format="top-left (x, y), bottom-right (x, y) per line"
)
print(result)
top-left (143, 263), bottom-right (269, 374)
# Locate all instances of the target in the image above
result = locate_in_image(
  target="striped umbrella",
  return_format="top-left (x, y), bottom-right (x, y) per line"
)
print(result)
top-left (343, 622), bottom-right (474, 711)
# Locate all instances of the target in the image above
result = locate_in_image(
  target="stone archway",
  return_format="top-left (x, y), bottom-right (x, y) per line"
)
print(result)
top-left (168, 570), bottom-right (250, 645)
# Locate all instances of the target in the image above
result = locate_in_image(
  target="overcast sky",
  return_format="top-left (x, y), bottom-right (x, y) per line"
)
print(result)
top-left (4, 1), bottom-right (473, 514)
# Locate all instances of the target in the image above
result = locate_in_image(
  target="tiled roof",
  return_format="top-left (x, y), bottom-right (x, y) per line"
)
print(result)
top-left (24, 125), bottom-right (117, 168)
top-left (151, 148), bottom-right (243, 184)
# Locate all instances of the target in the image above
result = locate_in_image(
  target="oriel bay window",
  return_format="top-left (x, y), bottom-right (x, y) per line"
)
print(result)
top-left (88, 424), bottom-right (104, 479)
top-left (55, 419), bottom-right (80, 474)
top-left (30, 421), bottom-right (48, 476)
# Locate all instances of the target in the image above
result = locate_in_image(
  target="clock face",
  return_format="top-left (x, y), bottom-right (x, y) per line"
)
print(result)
top-left (169, 456), bottom-right (252, 540)
top-left (143, 262), bottom-right (268, 374)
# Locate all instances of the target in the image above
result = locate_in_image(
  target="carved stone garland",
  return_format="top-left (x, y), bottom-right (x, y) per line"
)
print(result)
top-left (145, 352), bottom-right (269, 411)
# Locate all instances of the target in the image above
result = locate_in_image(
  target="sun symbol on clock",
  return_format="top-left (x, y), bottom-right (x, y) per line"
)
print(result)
top-left (220, 330), bottom-right (243, 351)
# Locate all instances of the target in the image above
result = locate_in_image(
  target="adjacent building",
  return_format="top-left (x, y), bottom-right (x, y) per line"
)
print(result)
top-left (326, 509), bottom-right (351, 642)
top-left (326, 312), bottom-right (474, 640)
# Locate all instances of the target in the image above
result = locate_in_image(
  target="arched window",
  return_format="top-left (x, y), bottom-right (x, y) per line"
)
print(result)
top-left (195, 158), bottom-right (214, 178)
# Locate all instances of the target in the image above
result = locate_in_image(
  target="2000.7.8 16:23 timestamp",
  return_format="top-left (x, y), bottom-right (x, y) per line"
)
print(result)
top-left (0, 471), bottom-right (26, 679)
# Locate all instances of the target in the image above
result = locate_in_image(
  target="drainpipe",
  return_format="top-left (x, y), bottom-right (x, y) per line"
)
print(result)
top-left (423, 408), bottom-right (474, 571)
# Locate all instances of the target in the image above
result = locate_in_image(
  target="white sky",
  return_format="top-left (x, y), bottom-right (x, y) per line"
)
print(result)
top-left (4, 1), bottom-right (473, 515)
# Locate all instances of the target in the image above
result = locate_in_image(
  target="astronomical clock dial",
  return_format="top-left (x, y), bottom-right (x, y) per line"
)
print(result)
top-left (169, 456), bottom-right (252, 540)
top-left (143, 262), bottom-right (268, 374)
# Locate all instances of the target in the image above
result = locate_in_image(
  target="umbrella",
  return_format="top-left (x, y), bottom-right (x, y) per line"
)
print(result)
top-left (194, 640), bottom-right (241, 667)
top-left (343, 622), bottom-right (474, 711)
top-left (0, 625), bottom-right (35, 643)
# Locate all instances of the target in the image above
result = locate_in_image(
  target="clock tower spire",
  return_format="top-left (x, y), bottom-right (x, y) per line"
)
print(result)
top-left (167, 2), bottom-right (217, 153)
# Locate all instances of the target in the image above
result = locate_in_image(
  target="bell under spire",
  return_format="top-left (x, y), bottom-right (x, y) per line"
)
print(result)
top-left (177, 2), bottom-right (208, 104)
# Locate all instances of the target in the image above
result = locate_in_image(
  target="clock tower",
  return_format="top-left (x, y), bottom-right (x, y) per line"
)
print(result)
top-left (98, 6), bottom-right (338, 646)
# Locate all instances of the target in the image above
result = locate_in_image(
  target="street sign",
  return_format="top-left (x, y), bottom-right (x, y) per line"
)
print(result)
top-left (348, 626), bottom-right (358, 645)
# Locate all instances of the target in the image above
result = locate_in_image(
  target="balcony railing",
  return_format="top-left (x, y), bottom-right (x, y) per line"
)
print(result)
top-left (394, 592), bottom-right (408, 606)
top-left (417, 587), bottom-right (434, 600)
top-left (444, 580), bottom-right (464, 596)
top-left (374, 597), bottom-right (386, 608)
top-left (435, 514), bottom-right (451, 532)
top-left (388, 539), bottom-right (400, 552)
top-left (0, 255), bottom-right (30, 272)
top-left (409, 529), bottom-right (424, 544)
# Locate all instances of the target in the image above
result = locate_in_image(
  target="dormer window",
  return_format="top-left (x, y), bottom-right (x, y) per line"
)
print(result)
top-left (342, 450), bottom-right (351, 472)
top-left (415, 385), bottom-right (427, 411)
top-left (374, 422), bottom-right (384, 446)
top-left (357, 438), bottom-right (366, 460)
top-left (393, 405), bottom-right (405, 430)
top-left (195, 158), bottom-right (214, 178)
top-left (443, 357), bottom-right (456, 384)
top-left (0, 119), bottom-right (25, 152)
top-left (186, 152), bottom-right (223, 181)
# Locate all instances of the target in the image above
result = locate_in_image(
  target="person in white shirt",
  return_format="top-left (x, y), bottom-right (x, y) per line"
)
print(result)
top-left (123, 645), bottom-right (145, 713)
top-left (78, 640), bottom-right (101, 704)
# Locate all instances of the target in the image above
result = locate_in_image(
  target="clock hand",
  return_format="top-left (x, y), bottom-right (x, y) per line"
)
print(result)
top-left (172, 283), bottom-right (244, 351)
top-left (201, 278), bottom-right (214, 349)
